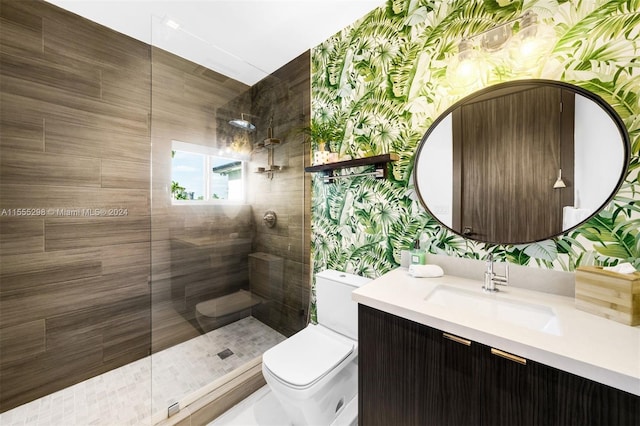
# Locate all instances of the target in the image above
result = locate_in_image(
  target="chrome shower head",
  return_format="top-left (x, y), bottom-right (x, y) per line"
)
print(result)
top-left (229, 113), bottom-right (256, 132)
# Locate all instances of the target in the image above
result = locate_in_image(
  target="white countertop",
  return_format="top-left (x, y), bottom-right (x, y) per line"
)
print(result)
top-left (352, 267), bottom-right (640, 396)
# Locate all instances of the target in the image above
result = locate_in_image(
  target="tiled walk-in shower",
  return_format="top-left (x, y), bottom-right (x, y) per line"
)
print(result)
top-left (0, 317), bottom-right (285, 426)
top-left (1, 1), bottom-right (310, 420)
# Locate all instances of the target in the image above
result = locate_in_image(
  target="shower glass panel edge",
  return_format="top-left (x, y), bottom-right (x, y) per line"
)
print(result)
top-left (150, 14), bottom-right (309, 424)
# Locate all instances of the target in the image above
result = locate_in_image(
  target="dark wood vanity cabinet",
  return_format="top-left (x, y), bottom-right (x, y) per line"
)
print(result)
top-left (358, 304), bottom-right (640, 426)
top-left (475, 342), bottom-right (558, 426)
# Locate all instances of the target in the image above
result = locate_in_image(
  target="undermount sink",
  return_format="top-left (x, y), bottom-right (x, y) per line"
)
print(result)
top-left (424, 285), bottom-right (563, 336)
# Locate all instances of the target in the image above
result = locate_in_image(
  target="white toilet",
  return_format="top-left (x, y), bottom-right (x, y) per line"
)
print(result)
top-left (262, 269), bottom-right (372, 425)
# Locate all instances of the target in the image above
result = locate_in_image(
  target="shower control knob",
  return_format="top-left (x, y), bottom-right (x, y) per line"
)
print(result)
top-left (263, 211), bottom-right (277, 228)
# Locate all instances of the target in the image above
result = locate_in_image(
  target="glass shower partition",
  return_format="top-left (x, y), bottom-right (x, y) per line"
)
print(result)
top-left (150, 15), bottom-right (310, 423)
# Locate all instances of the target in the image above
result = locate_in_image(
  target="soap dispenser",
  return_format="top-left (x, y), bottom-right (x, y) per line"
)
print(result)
top-left (410, 240), bottom-right (426, 265)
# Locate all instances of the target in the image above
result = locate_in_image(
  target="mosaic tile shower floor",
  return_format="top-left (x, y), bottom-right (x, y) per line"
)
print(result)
top-left (0, 316), bottom-right (286, 426)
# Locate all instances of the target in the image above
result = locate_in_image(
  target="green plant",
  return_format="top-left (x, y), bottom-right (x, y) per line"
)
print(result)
top-left (298, 117), bottom-right (342, 151)
top-left (171, 180), bottom-right (188, 200)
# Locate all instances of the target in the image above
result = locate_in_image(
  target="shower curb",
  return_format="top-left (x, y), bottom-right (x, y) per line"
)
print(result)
top-left (154, 356), bottom-right (266, 426)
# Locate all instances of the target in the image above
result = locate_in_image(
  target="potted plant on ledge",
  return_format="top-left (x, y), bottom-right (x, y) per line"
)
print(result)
top-left (299, 116), bottom-right (346, 165)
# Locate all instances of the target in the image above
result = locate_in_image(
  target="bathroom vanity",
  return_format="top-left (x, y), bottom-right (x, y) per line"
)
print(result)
top-left (352, 268), bottom-right (640, 426)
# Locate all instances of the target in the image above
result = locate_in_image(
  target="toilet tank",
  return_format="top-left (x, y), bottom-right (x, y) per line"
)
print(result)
top-left (316, 269), bottom-right (372, 340)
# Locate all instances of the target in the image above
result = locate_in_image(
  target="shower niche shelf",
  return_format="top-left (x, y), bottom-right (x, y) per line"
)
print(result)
top-left (304, 153), bottom-right (398, 183)
top-left (254, 131), bottom-right (282, 178)
top-left (255, 165), bottom-right (282, 175)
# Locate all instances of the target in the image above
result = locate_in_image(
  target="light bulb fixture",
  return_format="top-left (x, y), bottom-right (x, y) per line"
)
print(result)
top-left (165, 19), bottom-right (180, 30)
top-left (553, 169), bottom-right (566, 189)
top-left (458, 38), bottom-right (474, 61)
top-left (453, 11), bottom-right (546, 61)
top-left (446, 38), bottom-right (484, 89)
top-left (161, 16), bottom-right (181, 30)
top-left (509, 11), bottom-right (556, 70)
top-left (481, 25), bottom-right (512, 51)
top-left (518, 10), bottom-right (538, 40)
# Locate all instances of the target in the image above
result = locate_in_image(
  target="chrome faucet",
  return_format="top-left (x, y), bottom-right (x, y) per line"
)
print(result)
top-left (483, 254), bottom-right (508, 292)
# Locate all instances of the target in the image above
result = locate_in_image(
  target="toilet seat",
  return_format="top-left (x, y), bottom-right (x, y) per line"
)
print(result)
top-left (262, 324), bottom-right (355, 389)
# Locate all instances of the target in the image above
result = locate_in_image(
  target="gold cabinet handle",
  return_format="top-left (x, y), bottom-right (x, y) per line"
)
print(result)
top-left (491, 348), bottom-right (527, 365)
top-left (443, 332), bottom-right (471, 346)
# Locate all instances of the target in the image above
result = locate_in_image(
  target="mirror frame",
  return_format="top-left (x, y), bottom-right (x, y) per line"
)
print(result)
top-left (413, 79), bottom-right (631, 245)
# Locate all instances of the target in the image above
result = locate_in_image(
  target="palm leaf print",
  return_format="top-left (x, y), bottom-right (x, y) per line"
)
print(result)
top-left (310, 0), bottom-right (640, 278)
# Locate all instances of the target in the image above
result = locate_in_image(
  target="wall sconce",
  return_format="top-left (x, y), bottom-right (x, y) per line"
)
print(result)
top-left (466, 10), bottom-right (541, 53)
top-left (448, 10), bottom-right (555, 81)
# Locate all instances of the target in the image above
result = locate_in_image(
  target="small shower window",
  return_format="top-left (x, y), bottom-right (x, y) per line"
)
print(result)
top-left (171, 140), bottom-right (246, 204)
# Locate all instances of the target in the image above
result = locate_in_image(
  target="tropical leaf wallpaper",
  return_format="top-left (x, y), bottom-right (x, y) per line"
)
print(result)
top-left (310, 0), bottom-right (640, 282)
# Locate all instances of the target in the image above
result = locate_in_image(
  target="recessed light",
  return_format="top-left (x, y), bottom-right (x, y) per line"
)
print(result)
top-left (165, 19), bottom-right (180, 30)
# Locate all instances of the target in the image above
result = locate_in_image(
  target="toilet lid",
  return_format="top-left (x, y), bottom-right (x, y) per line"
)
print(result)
top-left (263, 325), bottom-right (354, 388)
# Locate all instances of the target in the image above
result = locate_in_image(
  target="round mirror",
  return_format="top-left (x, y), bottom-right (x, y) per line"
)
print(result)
top-left (414, 80), bottom-right (630, 245)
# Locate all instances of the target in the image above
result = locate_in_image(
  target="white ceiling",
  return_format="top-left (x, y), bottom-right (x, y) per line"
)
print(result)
top-left (44, 0), bottom-right (385, 85)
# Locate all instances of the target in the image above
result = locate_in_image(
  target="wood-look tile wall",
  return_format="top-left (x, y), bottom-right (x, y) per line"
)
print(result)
top-left (248, 52), bottom-right (311, 337)
top-left (1, 0), bottom-right (311, 412)
top-left (149, 44), bottom-right (257, 353)
top-left (151, 51), bottom-right (311, 346)
top-left (0, 0), bottom-right (151, 412)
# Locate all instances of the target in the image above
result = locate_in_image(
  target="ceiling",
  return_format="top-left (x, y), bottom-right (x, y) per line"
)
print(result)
top-left (44, 0), bottom-right (385, 86)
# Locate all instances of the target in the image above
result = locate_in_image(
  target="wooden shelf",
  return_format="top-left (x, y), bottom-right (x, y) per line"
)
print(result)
top-left (305, 153), bottom-right (398, 173)
top-left (304, 153), bottom-right (398, 182)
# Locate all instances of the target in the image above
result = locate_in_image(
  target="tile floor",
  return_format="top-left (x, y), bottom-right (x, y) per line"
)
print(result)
top-left (0, 317), bottom-right (286, 426)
